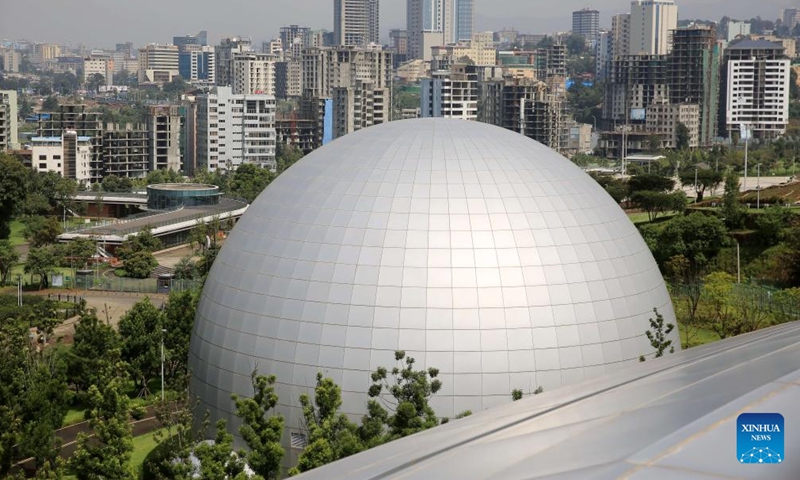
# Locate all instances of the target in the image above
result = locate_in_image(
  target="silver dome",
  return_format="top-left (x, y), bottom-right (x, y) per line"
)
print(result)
top-left (189, 118), bottom-right (679, 455)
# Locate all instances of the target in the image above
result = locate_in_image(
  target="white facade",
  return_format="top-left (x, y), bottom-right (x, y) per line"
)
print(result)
top-left (725, 56), bottom-right (791, 137)
top-left (302, 46), bottom-right (393, 98)
top-left (628, 0), bottom-right (678, 55)
top-left (31, 134), bottom-right (92, 181)
top-left (421, 65), bottom-right (478, 120)
top-left (726, 21), bottom-right (751, 42)
top-left (232, 52), bottom-right (277, 95)
top-left (83, 56), bottom-right (114, 86)
top-left (334, 0), bottom-right (380, 46)
top-left (138, 44), bottom-right (180, 84)
top-left (196, 86), bottom-right (277, 172)
top-left (0, 48), bottom-right (21, 73)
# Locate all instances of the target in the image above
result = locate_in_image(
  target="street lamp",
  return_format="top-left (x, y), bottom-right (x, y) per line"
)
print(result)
top-left (694, 166), bottom-right (699, 204)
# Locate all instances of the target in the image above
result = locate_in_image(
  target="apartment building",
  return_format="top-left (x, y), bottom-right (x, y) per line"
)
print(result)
top-left (147, 106), bottom-right (183, 172)
top-left (334, 0), bottom-right (380, 46)
top-left (102, 124), bottom-right (150, 179)
top-left (31, 132), bottom-right (92, 181)
top-left (38, 105), bottom-right (103, 182)
top-left (232, 52), bottom-right (277, 95)
top-left (196, 86), bottom-right (277, 171)
top-left (0, 90), bottom-right (18, 151)
top-left (215, 37), bottom-right (253, 87)
top-left (629, 0), bottom-right (678, 55)
top-left (421, 64), bottom-right (479, 120)
top-left (83, 56), bottom-right (115, 87)
top-left (332, 80), bottom-right (389, 138)
top-left (646, 101), bottom-right (700, 148)
top-left (721, 39), bottom-right (791, 139)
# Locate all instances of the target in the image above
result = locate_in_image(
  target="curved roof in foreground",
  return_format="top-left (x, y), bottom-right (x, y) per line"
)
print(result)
top-left (297, 321), bottom-right (800, 479)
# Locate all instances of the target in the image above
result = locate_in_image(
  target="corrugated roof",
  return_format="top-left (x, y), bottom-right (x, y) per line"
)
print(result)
top-left (297, 322), bottom-right (800, 479)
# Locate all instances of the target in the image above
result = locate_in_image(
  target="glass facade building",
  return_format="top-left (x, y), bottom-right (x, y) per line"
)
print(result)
top-left (147, 183), bottom-right (220, 210)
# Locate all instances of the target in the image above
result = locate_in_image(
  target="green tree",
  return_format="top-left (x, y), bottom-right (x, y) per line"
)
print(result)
top-left (123, 250), bottom-right (158, 279)
top-left (70, 364), bottom-right (134, 480)
top-left (652, 213), bottom-right (729, 284)
top-left (25, 246), bottom-right (58, 289)
top-left (86, 73), bottom-right (105, 93)
top-left (0, 154), bottom-right (29, 239)
top-left (69, 313), bottom-right (120, 396)
top-left (162, 77), bottom-right (189, 96)
top-left (0, 240), bottom-right (19, 286)
top-left (162, 289), bottom-right (198, 385)
top-left (117, 227), bottom-right (163, 262)
top-left (755, 206), bottom-right (792, 246)
top-left (363, 350), bottom-right (442, 443)
top-left (276, 143), bottom-right (304, 175)
top-left (631, 191), bottom-right (687, 222)
top-left (23, 216), bottom-right (63, 247)
top-left (101, 175), bottom-right (134, 193)
top-left (42, 96), bottom-right (59, 111)
top-left (289, 374), bottom-right (364, 476)
top-left (193, 420), bottom-right (251, 480)
top-left (628, 173), bottom-right (675, 195)
top-left (118, 298), bottom-right (163, 396)
top-left (721, 170), bottom-right (745, 229)
top-left (565, 33), bottom-right (587, 55)
top-left (229, 164), bottom-right (274, 203)
top-left (65, 238), bottom-right (97, 269)
top-left (675, 122), bottom-right (690, 150)
top-left (232, 372), bottom-right (285, 480)
top-left (679, 168), bottom-right (723, 202)
top-left (702, 272), bottom-right (738, 339)
top-left (647, 134), bottom-right (662, 152)
top-left (643, 308), bottom-right (676, 359)
top-left (172, 256), bottom-right (198, 281)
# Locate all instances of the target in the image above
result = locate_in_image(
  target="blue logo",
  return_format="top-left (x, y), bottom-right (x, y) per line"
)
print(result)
top-left (737, 413), bottom-right (784, 464)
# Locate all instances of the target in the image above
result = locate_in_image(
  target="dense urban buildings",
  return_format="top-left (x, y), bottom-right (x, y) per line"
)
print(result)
top-left (333, 0), bottom-right (380, 46)
top-left (137, 44), bottom-right (180, 85)
top-left (214, 37), bottom-right (253, 87)
top-left (572, 8), bottom-right (600, 43)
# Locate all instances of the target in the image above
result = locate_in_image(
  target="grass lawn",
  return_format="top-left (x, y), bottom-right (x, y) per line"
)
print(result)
top-left (679, 324), bottom-right (721, 349)
top-left (8, 220), bottom-right (25, 247)
top-left (627, 212), bottom-right (677, 225)
top-left (131, 428), bottom-right (165, 479)
top-left (63, 407), bottom-right (87, 427)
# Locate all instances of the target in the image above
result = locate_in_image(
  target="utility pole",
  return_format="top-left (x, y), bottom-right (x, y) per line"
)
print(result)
top-left (756, 163), bottom-right (761, 209)
top-left (694, 167), bottom-right (699, 203)
top-left (742, 123), bottom-right (749, 191)
top-left (161, 328), bottom-right (166, 402)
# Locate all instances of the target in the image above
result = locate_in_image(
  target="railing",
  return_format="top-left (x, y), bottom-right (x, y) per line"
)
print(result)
top-left (76, 277), bottom-right (202, 294)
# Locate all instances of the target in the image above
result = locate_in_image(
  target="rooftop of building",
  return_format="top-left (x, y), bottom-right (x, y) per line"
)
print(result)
top-left (727, 38), bottom-right (786, 50)
top-left (31, 136), bottom-right (92, 142)
top-left (147, 183), bottom-right (219, 192)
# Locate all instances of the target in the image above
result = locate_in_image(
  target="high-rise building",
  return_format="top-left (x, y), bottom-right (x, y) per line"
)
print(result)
top-left (453, 0), bottom-right (475, 43)
top-left (0, 90), bottom-right (19, 151)
top-left (668, 27), bottom-right (721, 147)
top-left (334, 0), bottom-right (380, 47)
top-left (572, 8), bottom-right (600, 43)
top-left (83, 56), bottom-right (115, 87)
top-left (138, 44), bottom-right (180, 84)
top-left (421, 64), bottom-right (478, 120)
top-left (628, 0), bottom-right (678, 55)
top-left (173, 31), bottom-right (209, 48)
top-left (215, 37), bottom-right (253, 87)
top-left (147, 106), bottom-right (183, 172)
top-left (603, 54), bottom-right (668, 123)
top-left (178, 45), bottom-right (216, 84)
top-left (721, 39), bottom-right (791, 139)
top-left (33, 43), bottom-right (61, 65)
top-left (232, 52), bottom-right (277, 95)
top-left (115, 42), bottom-right (134, 57)
top-left (275, 60), bottom-right (303, 98)
top-left (595, 30), bottom-right (613, 82)
top-left (389, 29), bottom-right (409, 66)
top-left (783, 8), bottom-right (799, 31)
top-left (280, 25), bottom-right (312, 59)
top-left (196, 86), bottom-right (277, 171)
top-left (611, 14), bottom-right (631, 57)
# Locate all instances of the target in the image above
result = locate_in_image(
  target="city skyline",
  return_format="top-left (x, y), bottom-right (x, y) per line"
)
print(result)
top-left (0, 0), bottom-right (796, 48)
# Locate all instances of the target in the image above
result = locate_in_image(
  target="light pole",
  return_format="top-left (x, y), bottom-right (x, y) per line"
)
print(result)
top-left (694, 166), bottom-right (699, 204)
top-left (161, 328), bottom-right (166, 402)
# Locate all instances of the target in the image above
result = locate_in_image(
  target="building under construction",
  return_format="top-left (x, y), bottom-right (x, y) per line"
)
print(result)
top-left (38, 105), bottom-right (103, 182)
top-left (668, 27), bottom-right (721, 147)
top-left (480, 77), bottom-right (563, 151)
top-left (102, 124), bottom-right (149, 179)
top-left (604, 54), bottom-right (668, 124)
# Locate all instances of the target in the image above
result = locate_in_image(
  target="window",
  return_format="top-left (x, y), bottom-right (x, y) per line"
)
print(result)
top-left (53, 155), bottom-right (61, 160)
top-left (39, 155), bottom-right (47, 160)
top-left (39, 163), bottom-right (47, 169)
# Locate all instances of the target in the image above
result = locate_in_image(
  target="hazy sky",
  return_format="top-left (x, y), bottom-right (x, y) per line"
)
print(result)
top-left (0, 0), bottom-right (795, 49)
